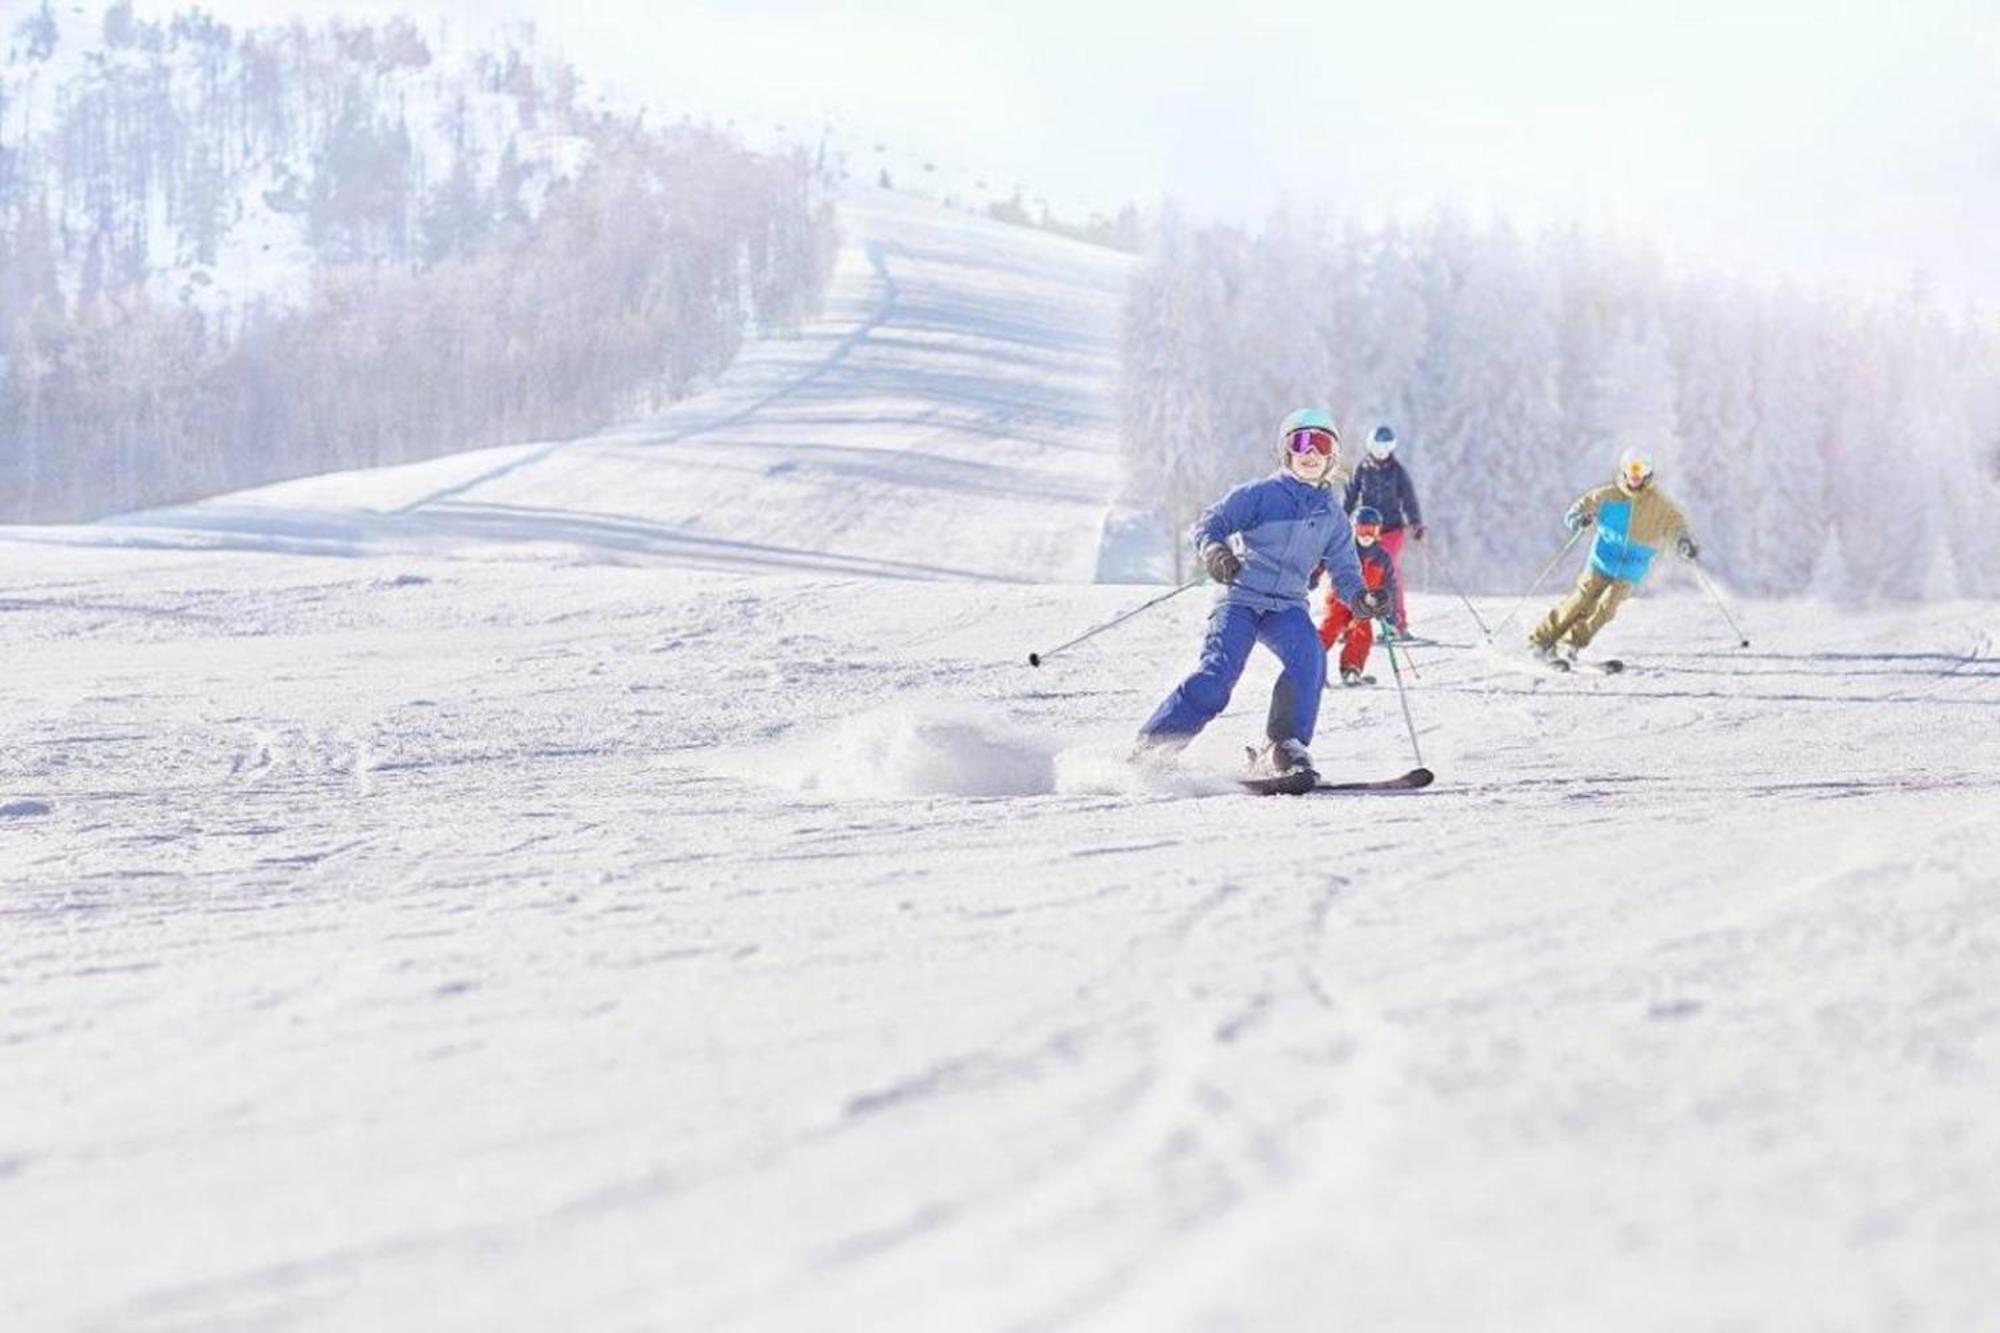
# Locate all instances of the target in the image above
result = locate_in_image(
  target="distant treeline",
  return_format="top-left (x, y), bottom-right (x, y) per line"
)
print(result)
top-left (1122, 207), bottom-right (2000, 600)
top-left (982, 190), bottom-right (1145, 253)
top-left (0, 4), bottom-right (837, 520)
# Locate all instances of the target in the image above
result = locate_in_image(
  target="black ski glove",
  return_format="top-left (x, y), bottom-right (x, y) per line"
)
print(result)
top-left (1677, 535), bottom-right (1700, 560)
top-left (1202, 542), bottom-right (1243, 585)
top-left (1410, 524), bottom-right (1427, 542)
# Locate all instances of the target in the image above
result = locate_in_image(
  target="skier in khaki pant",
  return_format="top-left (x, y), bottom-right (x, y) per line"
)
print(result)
top-left (1530, 448), bottom-right (1699, 666)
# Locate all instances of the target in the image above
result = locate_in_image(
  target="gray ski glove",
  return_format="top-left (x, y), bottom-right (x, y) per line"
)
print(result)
top-left (1202, 542), bottom-right (1243, 585)
top-left (1677, 535), bottom-right (1700, 560)
top-left (1564, 508), bottom-right (1594, 534)
top-left (1354, 588), bottom-right (1391, 619)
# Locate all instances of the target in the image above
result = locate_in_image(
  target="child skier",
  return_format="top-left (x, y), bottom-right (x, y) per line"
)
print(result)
top-left (1315, 506), bottom-right (1400, 685)
top-left (1529, 447), bottom-right (1700, 666)
top-left (1136, 408), bottom-right (1387, 789)
top-left (1343, 425), bottom-right (1424, 632)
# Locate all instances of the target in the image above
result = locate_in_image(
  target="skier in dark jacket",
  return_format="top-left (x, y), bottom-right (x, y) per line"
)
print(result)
top-left (1343, 425), bottom-right (1423, 631)
top-left (1136, 408), bottom-right (1383, 788)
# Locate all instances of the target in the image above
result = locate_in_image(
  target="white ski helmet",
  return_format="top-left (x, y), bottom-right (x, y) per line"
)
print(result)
top-left (1367, 425), bottom-right (1397, 461)
top-left (1617, 447), bottom-right (1655, 491)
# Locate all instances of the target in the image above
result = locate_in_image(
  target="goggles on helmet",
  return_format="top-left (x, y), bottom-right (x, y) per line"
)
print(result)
top-left (1287, 427), bottom-right (1337, 457)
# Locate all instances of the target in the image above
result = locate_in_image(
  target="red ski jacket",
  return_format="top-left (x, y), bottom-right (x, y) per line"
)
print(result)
top-left (1312, 542), bottom-right (1398, 600)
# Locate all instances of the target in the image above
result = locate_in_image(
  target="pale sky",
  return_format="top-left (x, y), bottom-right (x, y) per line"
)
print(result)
top-left (132, 0), bottom-right (2000, 303)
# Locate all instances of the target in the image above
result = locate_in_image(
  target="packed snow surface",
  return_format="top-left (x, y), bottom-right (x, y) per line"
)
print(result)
top-left (4, 188), bottom-right (1999, 1332)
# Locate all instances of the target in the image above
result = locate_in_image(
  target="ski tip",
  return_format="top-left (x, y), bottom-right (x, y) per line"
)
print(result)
top-left (1309, 767), bottom-right (1435, 793)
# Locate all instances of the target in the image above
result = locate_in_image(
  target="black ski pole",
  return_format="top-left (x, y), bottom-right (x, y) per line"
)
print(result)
top-left (1380, 631), bottom-right (1429, 773)
top-left (1493, 528), bottom-right (1586, 636)
top-left (1423, 541), bottom-right (1494, 642)
top-left (1689, 560), bottom-right (1752, 648)
top-left (1028, 578), bottom-right (1204, 667)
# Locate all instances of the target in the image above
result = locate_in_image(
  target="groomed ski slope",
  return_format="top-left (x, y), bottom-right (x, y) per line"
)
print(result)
top-left (27, 186), bottom-right (1133, 584)
top-left (4, 188), bottom-right (1999, 1333)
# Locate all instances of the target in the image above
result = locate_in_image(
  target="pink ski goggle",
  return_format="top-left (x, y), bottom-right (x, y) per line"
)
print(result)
top-left (1287, 428), bottom-right (1338, 457)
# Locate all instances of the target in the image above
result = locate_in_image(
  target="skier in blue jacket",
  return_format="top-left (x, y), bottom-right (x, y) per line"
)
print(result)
top-left (1137, 408), bottom-right (1385, 786)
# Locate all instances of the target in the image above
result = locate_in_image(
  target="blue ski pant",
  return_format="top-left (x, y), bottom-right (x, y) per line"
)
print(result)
top-left (1139, 600), bottom-right (1326, 746)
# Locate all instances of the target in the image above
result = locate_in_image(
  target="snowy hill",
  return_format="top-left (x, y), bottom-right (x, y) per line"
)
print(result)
top-left (1, 4), bottom-right (836, 522)
top-left (3, 187), bottom-right (1999, 1332)
top-left (14, 185), bottom-right (1130, 582)
top-left (4, 3), bottom-right (582, 320)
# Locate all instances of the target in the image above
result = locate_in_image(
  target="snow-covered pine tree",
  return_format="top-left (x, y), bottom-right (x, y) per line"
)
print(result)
top-left (0, 8), bottom-right (838, 521)
top-left (1117, 179), bottom-right (1999, 600)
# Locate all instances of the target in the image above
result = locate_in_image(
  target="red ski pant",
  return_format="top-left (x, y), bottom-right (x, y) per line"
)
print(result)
top-left (1318, 600), bottom-right (1374, 674)
top-left (1379, 528), bottom-right (1409, 630)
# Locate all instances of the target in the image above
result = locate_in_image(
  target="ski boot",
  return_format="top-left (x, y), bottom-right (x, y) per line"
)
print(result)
top-left (1243, 738), bottom-right (1319, 795)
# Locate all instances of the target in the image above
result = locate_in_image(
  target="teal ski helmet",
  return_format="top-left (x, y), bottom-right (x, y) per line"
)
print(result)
top-left (1277, 407), bottom-right (1340, 468)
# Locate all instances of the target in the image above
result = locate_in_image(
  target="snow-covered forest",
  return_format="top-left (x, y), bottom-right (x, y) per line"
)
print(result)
top-left (1121, 209), bottom-right (2000, 599)
top-left (0, 2), bottom-right (837, 522)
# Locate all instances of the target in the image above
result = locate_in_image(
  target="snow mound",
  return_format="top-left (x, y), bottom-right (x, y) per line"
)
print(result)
top-left (1053, 746), bottom-right (1239, 797)
top-left (782, 703), bottom-right (1061, 798)
top-left (741, 707), bottom-right (1236, 801)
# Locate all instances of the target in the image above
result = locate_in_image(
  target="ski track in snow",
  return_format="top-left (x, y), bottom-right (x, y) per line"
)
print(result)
top-left (4, 189), bottom-right (2000, 1332)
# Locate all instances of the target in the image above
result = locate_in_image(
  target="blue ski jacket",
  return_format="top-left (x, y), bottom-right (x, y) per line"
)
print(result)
top-left (1343, 457), bottom-right (1423, 531)
top-left (1193, 473), bottom-right (1368, 613)
top-left (1566, 483), bottom-right (1691, 584)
